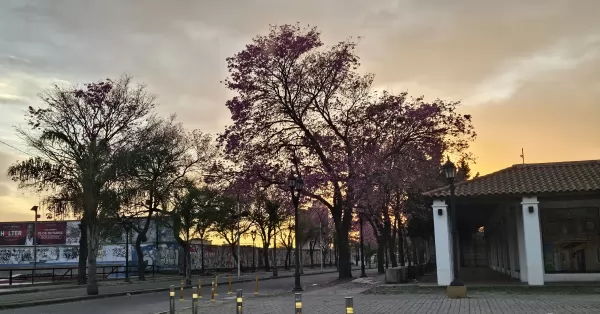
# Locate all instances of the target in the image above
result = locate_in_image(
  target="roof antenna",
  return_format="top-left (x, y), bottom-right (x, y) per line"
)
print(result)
top-left (520, 148), bottom-right (525, 164)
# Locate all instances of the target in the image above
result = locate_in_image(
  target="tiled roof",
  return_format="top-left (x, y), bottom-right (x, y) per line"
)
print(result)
top-left (424, 160), bottom-right (600, 197)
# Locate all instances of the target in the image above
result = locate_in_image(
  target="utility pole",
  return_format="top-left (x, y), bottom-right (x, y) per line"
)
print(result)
top-left (31, 205), bottom-right (39, 278)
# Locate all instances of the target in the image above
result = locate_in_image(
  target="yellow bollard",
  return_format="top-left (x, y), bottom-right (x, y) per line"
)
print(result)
top-left (169, 285), bottom-right (175, 314)
top-left (198, 278), bottom-right (203, 299)
top-left (295, 293), bottom-right (302, 314)
top-left (210, 281), bottom-right (216, 302)
top-left (228, 276), bottom-right (233, 294)
top-left (180, 279), bottom-right (184, 301)
top-left (192, 287), bottom-right (199, 314)
top-left (254, 276), bottom-right (259, 295)
top-left (345, 296), bottom-right (354, 314)
top-left (214, 276), bottom-right (219, 296)
top-left (236, 289), bottom-right (243, 314)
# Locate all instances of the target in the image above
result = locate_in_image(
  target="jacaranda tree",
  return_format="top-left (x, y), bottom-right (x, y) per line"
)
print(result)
top-left (220, 24), bottom-right (475, 279)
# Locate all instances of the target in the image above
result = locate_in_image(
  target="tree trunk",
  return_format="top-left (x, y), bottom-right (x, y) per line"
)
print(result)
top-left (284, 249), bottom-right (291, 270)
top-left (230, 244), bottom-right (239, 270)
top-left (376, 243), bottom-right (385, 273)
top-left (135, 237), bottom-right (145, 281)
top-left (382, 207), bottom-right (395, 268)
top-left (335, 220), bottom-right (353, 278)
top-left (389, 222), bottom-right (398, 267)
top-left (86, 222), bottom-right (99, 295)
top-left (78, 219), bottom-right (87, 285)
top-left (185, 243), bottom-right (191, 285)
top-left (262, 244), bottom-right (270, 271)
top-left (398, 225), bottom-right (405, 266)
top-left (201, 242), bottom-right (205, 272)
top-left (309, 248), bottom-right (314, 268)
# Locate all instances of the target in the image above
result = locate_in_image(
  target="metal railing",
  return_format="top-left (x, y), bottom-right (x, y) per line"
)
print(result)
top-left (0, 264), bottom-right (158, 286)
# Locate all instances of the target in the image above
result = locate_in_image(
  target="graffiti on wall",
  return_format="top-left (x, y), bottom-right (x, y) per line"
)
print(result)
top-left (0, 219), bottom-right (352, 269)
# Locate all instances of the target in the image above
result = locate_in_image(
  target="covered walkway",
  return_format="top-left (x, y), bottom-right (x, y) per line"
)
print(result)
top-left (424, 160), bottom-right (600, 286)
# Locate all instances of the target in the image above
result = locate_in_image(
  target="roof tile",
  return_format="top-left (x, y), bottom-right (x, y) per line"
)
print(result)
top-left (424, 160), bottom-right (600, 197)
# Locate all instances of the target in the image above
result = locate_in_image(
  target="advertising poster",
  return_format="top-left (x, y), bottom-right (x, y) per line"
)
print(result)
top-left (0, 222), bottom-right (67, 246)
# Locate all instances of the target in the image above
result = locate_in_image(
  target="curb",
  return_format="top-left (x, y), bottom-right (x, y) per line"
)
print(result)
top-left (0, 277), bottom-right (185, 296)
top-left (0, 269), bottom-right (344, 310)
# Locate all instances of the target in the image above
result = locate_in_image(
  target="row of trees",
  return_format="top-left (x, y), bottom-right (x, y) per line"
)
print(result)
top-left (7, 23), bottom-right (476, 295)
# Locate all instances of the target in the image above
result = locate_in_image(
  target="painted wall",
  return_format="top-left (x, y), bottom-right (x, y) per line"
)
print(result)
top-left (0, 220), bottom-right (345, 271)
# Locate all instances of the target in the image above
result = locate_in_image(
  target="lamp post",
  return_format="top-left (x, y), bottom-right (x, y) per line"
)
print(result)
top-left (250, 230), bottom-right (257, 272)
top-left (30, 206), bottom-right (39, 277)
top-left (443, 157), bottom-right (464, 289)
top-left (288, 170), bottom-right (304, 292)
top-left (358, 208), bottom-right (367, 278)
top-left (121, 215), bottom-right (133, 283)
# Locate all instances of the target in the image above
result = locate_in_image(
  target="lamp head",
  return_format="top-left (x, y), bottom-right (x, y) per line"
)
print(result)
top-left (443, 157), bottom-right (456, 181)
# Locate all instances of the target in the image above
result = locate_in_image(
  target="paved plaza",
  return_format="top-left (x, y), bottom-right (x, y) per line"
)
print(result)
top-left (174, 282), bottom-right (600, 314)
top-left (1, 270), bottom-right (600, 313)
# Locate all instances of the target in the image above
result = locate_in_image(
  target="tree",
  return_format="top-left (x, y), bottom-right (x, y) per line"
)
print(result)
top-left (248, 187), bottom-right (290, 271)
top-left (304, 204), bottom-right (328, 268)
top-left (168, 181), bottom-right (218, 284)
top-left (193, 189), bottom-right (219, 273)
top-left (220, 24), bottom-right (375, 279)
top-left (8, 76), bottom-right (155, 295)
top-left (278, 222), bottom-right (295, 270)
top-left (119, 116), bottom-right (216, 281)
top-left (210, 193), bottom-right (252, 270)
top-left (220, 24), bottom-right (476, 279)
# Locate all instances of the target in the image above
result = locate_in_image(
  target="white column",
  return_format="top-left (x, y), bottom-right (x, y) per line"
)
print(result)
top-left (507, 207), bottom-right (518, 279)
top-left (432, 199), bottom-right (452, 286)
top-left (521, 196), bottom-right (544, 285)
top-left (516, 206), bottom-right (527, 282)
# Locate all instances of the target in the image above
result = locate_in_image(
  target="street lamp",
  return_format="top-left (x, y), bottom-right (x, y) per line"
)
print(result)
top-left (121, 215), bottom-right (133, 283)
top-left (30, 206), bottom-right (39, 277)
top-left (443, 157), bottom-right (464, 291)
top-left (358, 207), bottom-right (367, 278)
top-left (288, 170), bottom-right (304, 292)
top-left (250, 230), bottom-right (257, 272)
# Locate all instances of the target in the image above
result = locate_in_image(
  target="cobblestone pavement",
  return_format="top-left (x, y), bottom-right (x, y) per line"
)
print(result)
top-left (176, 282), bottom-right (600, 314)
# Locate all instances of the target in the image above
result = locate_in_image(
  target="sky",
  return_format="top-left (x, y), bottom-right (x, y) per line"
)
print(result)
top-left (1, 0), bottom-right (599, 222)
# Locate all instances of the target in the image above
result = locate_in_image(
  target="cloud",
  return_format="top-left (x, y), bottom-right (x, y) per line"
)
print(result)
top-left (0, 93), bottom-right (27, 105)
top-left (0, 0), bottom-right (599, 221)
top-left (467, 35), bottom-right (600, 104)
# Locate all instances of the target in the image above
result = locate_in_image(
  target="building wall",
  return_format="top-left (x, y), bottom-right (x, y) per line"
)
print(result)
top-left (0, 220), bottom-right (346, 272)
top-left (539, 198), bottom-right (600, 274)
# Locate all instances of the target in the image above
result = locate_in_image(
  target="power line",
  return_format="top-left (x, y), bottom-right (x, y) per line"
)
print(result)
top-left (0, 139), bottom-right (35, 157)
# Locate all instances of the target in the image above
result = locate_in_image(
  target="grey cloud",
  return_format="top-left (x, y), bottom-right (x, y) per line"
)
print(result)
top-left (0, 0), bottom-right (598, 142)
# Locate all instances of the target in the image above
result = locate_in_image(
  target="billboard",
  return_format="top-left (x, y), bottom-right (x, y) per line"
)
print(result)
top-left (0, 222), bottom-right (67, 246)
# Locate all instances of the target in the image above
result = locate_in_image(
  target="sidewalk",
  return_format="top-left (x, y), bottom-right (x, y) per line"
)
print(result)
top-left (0, 273), bottom-right (183, 295)
top-left (0, 266), bottom-right (347, 310)
top-left (172, 276), bottom-right (600, 314)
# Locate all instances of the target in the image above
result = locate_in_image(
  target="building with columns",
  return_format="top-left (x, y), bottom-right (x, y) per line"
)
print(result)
top-left (425, 160), bottom-right (600, 286)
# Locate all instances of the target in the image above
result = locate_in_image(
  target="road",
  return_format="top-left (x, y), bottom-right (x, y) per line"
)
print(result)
top-left (0, 270), bottom-right (353, 314)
